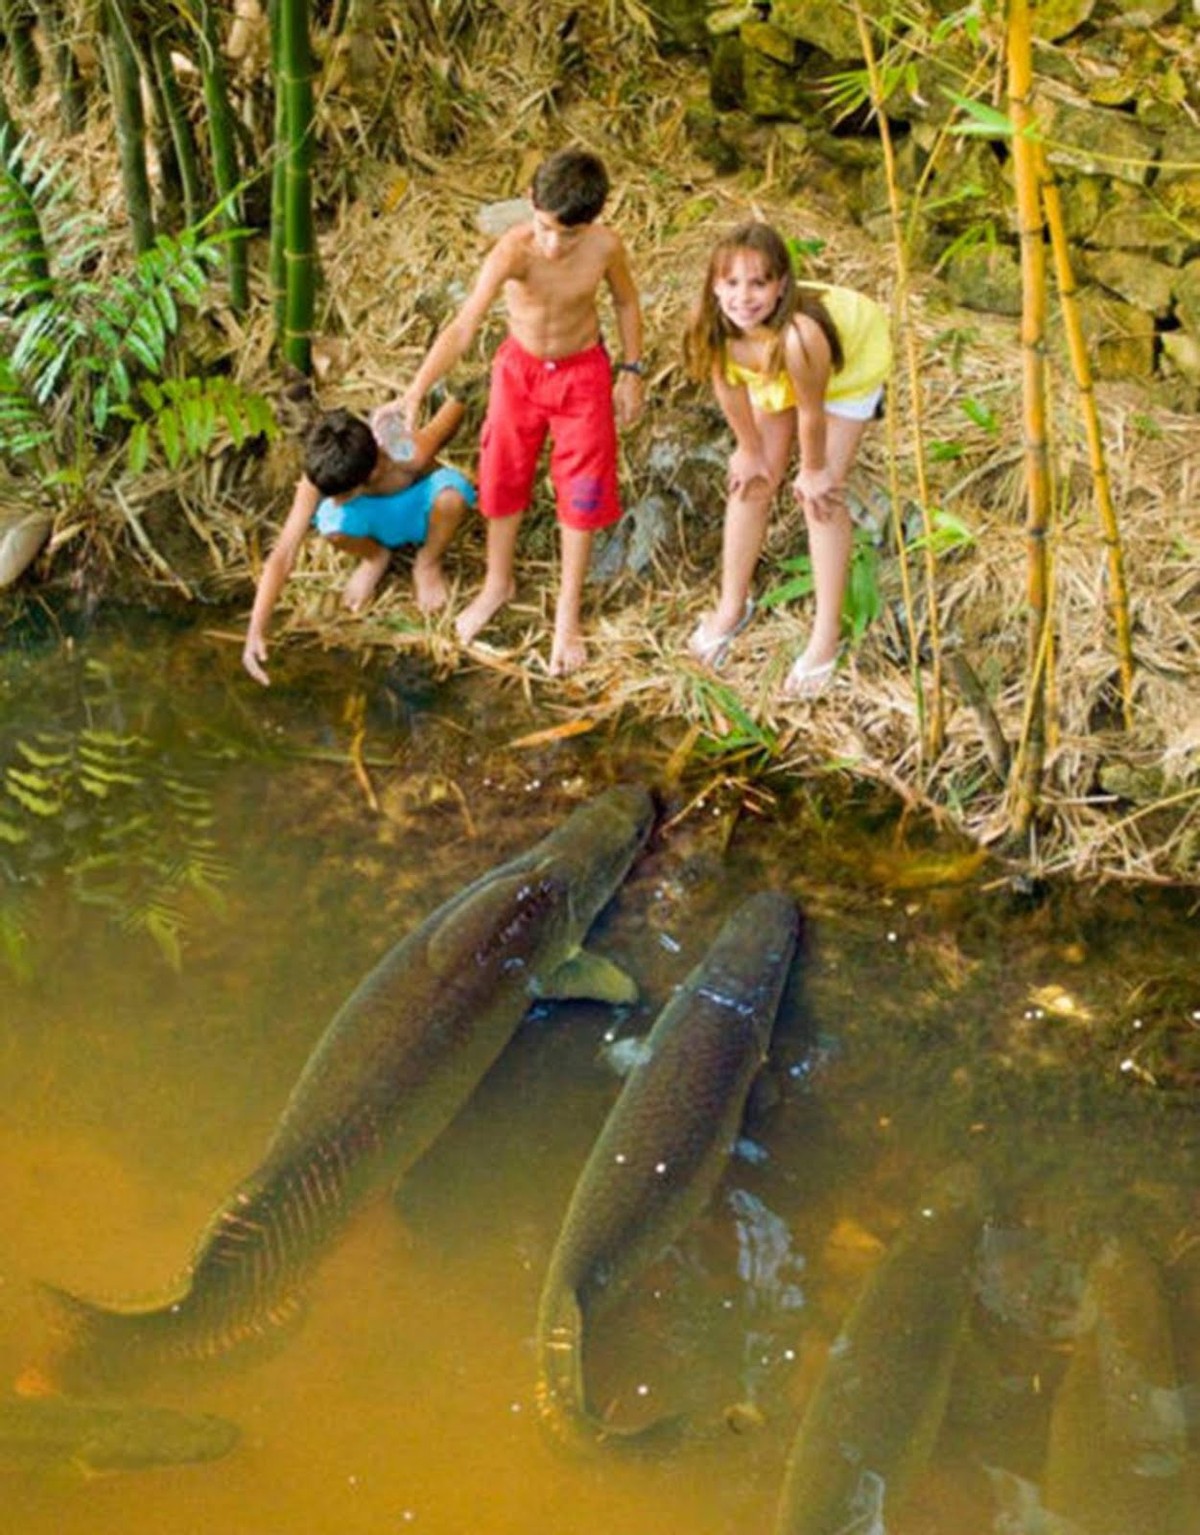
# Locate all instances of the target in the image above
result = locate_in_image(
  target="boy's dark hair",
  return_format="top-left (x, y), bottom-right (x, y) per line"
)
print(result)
top-left (303, 408), bottom-right (379, 496)
top-left (531, 148), bottom-right (609, 228)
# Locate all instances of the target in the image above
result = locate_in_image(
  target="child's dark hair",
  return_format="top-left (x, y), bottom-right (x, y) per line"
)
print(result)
top-left (303, 408), bottom-right (379, 496)
top-left (531, 148), bottom-right (609, 227)
top-left (683, 222), bottom-right (843, 384)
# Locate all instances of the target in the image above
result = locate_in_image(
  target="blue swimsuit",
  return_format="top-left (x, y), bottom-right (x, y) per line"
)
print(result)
top-left (313, 467), bottom-right (475, 549)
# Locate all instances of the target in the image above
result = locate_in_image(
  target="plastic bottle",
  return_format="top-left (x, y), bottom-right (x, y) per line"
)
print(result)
top-left (375, 414), bottom-right (415, 464)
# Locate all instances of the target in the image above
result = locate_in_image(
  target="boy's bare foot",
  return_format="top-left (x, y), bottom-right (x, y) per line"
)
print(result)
top-left (549, 632), bottom-right (587, 676)
top-left (412, 552), bottom-right (449, 613)
top-left (343, 549), bottom-right (391, 613)
top-left (455, 581), bottom-right (515, 645)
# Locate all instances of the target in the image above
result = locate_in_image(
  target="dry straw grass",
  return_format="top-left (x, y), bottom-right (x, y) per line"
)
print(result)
top-left (24, 0), bottom-right (1200, 884)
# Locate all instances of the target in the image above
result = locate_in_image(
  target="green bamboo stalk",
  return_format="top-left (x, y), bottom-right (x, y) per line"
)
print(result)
top-left (1006, 0), bottom-right (1052, 839)
top-left (0, 0), bottom-right (41, 98)
top-left (100, 0), bottom-right (155, 253)
top-left (1037, 143), bottom-right (1136, 730)
top-left (853, 2), bottom-right (944, 764)
top-left (145, 15), bottom-right (203, 226)
top-left (195, 0), bottom-right (248, 312)
top-left (28, 0), bottom-right (86, 132)
top-left (267, 0), bottom-right (286, 324)
top-left (278, 0), bottom-right (315, 373)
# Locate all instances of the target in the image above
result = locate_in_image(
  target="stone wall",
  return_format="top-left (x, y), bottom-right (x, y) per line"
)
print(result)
top-left (658, 0), bottom-right (1200, 394)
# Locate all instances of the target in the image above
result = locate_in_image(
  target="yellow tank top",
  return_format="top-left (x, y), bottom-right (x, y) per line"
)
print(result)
top-left (723, 284), bottom-right (891, 410)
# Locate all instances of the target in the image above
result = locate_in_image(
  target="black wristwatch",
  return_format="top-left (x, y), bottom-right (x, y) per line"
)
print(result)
top-left (616, 360), bottom-right (644, 376)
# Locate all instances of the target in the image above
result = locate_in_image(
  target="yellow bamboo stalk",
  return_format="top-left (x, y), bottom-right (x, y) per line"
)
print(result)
top-left (1006, 0), bottom-right (1052, 838)
top-left (853, 2), bottom-right (944, 763)
top-left (1037, 143), bottom-right (1136, 729)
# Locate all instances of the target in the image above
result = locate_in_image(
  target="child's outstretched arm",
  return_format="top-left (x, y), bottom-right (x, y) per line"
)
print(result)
top-left (378, 236), bottom-right (522, 430)
top-left (410, 395), bottom-right (466, 469)
top-left (785, 318), bottom-right (839, 517)
top-left (242, 477), bottom-right (320, 685)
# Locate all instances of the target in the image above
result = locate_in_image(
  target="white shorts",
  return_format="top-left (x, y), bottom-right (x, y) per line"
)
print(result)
top-left (826, 386), bottom-right (884, 422)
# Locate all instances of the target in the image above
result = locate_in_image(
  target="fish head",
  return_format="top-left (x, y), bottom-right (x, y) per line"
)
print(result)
top-left (537, 785), bottom-right (654, 937)
top-left (698, 891), bottom-right (801, 1049)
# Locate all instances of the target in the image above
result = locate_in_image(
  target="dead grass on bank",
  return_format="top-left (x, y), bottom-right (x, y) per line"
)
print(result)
top-left (15, 1), bottom-right (1198, 884)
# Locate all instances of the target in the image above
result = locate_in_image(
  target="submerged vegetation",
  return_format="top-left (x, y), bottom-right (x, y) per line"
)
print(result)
top-left (0, 1), bottom-right (1196, 885)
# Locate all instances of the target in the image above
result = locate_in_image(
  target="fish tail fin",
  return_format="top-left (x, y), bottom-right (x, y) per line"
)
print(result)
top-left (37, 1275), bottom-right (306, 1390)
top-left (35, 1280), bottom-right (164, 1391)
top-left (535, 1285), bottom-right (685, 1455)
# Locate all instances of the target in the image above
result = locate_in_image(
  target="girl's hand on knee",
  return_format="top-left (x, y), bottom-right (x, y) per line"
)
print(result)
top-left (728, 446), bottom-right (769, 495)
top-left (793, 465), bottom-right (843, 520)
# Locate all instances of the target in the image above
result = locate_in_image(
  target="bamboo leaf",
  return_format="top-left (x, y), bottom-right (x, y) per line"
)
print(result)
top-left (945, 91), bottom-right (1017, 138)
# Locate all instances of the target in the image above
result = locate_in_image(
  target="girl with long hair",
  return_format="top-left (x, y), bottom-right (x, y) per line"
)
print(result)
top-left (683, 222), bottom-right (890, 695)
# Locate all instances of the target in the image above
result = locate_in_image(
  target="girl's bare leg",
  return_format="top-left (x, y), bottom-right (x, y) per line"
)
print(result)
top-left (716, 406), bottom-right (794, 630)
top-left (787, 415), bottom-right (870, 687)
top-left (799, 506), bottom-right (853, 669)
top-left (455, 511), bottom-right (522, 643)
top-left (693, 408), bottom-right (794, 660)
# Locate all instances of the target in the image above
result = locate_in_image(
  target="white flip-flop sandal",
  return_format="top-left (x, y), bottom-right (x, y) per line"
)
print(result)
top-left (687, 598), bottom-right (755, 670)
top-left (782, 653), bottom-right (837, 700)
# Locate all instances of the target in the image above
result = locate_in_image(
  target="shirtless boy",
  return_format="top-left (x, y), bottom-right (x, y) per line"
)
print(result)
top-left (242, 397), bottom-right (473, 686)
top-left (379, 147), bottom-right (644, 676)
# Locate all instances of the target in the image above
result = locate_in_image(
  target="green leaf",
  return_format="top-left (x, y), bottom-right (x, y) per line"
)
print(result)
top-left (760, 573), bottom-right (815, 608)
top-left (945, 91), bottom-right (1016, 139)
top-left (127, 419), bottom-right (150, 473)
top-left (145, 909), bottom-right (183, 971)
top-left (961, 396), bottom-right (1000, 433)
top-left (92, 379), bottom-right (110, 431)
top-left (5, 779), bottom-right (60, 816)
top-left (158, 406), bottom-right (181, 467)
top-left (14, 740), bottom-right (70, 769)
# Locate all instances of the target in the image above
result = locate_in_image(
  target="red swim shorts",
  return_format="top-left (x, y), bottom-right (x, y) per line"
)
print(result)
top-left (477, 336), bottom-right (622, 532)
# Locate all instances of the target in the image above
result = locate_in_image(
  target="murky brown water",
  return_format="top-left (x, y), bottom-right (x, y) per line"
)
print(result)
top-left (1, 611), bottom-right (1198, 1533)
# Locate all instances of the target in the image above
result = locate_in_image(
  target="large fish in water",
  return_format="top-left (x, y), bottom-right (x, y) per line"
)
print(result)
top-left (535, 889), bottom-right (800, 1450)
top-left (45, 785), bottom-right (655, 1388)
top-left (1044, 1232), bottom-right (1195, 1535)
top-left (0, 1392), bottom-right (239, 1473)
top-left (772, 1164), bottom-right (981, 1535)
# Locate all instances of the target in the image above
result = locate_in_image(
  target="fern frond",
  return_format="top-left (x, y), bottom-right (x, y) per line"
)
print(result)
top-left (131, 372), bottom-right (277, 469)
top-left (0, 126), bottom-right (52, 302)
top-left (0, 355), bottom-right (52, 456)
